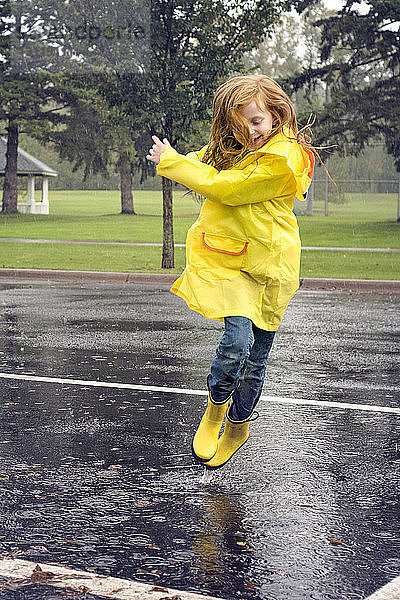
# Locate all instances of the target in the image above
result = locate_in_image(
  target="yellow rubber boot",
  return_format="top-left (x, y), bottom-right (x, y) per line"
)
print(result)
top-left (204, 413), bottom-right (251, 469)
top-left (192, 393), bottom-right (231, 461)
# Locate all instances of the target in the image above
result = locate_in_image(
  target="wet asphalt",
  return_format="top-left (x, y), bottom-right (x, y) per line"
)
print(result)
top-left (0, 280), bottom-right (399, 600)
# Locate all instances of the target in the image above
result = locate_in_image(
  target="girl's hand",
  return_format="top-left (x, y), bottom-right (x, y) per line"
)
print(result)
top-left (146, 135), bottom-right (171, 165)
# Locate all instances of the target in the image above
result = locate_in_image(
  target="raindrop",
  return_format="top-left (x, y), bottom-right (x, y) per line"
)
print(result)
top-left (201, 469), bottom-right (213, 484)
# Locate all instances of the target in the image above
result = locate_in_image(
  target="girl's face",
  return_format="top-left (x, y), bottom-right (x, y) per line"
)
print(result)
top-left (238, 100), bottom-right (273, 149)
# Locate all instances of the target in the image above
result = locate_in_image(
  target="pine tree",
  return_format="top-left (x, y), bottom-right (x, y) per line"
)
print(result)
top-left (114, 0), bottom-right (315, 267)
top-left (289, 0), bottom-right (400, 169)
top-left (0, 1), bottom-right (74, 212)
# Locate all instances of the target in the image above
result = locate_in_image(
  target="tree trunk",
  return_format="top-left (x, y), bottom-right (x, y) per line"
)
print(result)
top-left (120, 151), bottom-right (135, 215)
top-left (161, 176), bottom-right (174, 269)
top-left (2, 119), bottom-right (19, 214)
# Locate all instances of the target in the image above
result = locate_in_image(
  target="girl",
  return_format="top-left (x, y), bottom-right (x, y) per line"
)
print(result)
top-left (146, 74), bottom-right (315, 469)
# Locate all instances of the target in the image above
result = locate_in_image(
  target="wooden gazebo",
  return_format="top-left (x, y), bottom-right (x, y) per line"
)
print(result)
top-left (0, 137), bottom-right (58, 214)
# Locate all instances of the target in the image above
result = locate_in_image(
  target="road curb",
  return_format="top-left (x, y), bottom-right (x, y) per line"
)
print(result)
top-left (365, 575), bottom-right (400, 599)
top-left (0, 558), bottom-right (223, 600)
top-left (298, 277), bottom-right (400, 293)
top-left (0, 268), bottom-right (399, 293)
top-left (0, 268), bottom-right (176, 286)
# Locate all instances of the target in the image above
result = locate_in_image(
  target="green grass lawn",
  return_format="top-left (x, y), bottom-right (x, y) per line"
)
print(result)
top-left (1, 242), bottom-right (398, 280)
top-left (300, 250), bottom-right (399, 280)
top-left (0, 241), bottom-right (186, 273)
top-left (297, 193), bottom-right (400, 248)
top-left (0, 190), bottom-right (198, 244)
top-left (0, 190), bottom-right (399, 278)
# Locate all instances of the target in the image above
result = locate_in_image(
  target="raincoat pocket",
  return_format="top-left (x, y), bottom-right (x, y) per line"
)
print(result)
top-left (189, 231), bottom-right (249, 281)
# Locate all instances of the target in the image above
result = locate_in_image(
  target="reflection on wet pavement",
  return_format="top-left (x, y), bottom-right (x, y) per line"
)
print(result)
top-left (0, 282), bottom-right (399, 600)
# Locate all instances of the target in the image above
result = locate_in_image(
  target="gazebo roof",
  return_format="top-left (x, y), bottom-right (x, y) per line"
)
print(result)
top-left (0, 137), bottom-right (58, 177)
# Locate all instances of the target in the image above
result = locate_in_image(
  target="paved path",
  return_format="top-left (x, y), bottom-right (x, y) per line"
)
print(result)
top-left (1, 237), bottom-right (399, 252)
top-left (1, 237), bottom-right (188, 247)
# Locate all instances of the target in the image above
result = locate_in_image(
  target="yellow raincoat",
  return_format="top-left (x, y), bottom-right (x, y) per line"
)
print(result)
top-left (157, 128), bottom-right (315, 331)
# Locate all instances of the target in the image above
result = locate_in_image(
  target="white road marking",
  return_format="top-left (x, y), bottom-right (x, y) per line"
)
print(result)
top-left (0, 558), bottom-right (223, 600)
top-left (0, 372), bottom-right (399, 415)
top-left (365, 575), bottom-right (400, 599)
top-left (0, 372), bottom-right (208, 397)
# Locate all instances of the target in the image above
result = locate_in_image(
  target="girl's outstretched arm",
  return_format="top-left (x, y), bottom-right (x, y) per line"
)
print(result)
top-left (147, 140), bottom-right (295, 206)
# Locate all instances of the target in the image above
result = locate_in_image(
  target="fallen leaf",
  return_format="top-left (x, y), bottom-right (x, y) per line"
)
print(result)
top-left (51, 574), bottom-right (93, 582)
top-left (62, 585), bottom-right (90, 596)
top-left (329, 538), bottom-right (344, 546)
top-left (244, 581), bottom-right (260, 590)
top-left (30, 564), bottom-right (56, 581)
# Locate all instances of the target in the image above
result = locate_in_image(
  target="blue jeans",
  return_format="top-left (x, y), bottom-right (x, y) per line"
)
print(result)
top-left (207, 316), bottom-right (276, 422)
